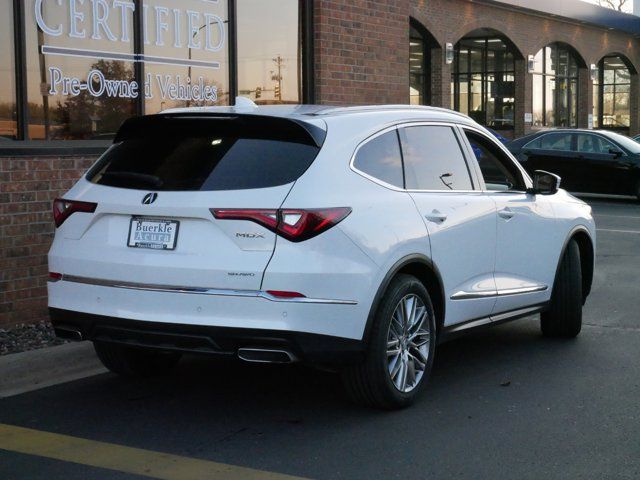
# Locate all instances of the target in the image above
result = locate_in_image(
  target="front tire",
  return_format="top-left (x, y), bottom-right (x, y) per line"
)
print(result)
top-left (541, 239), bottom-right (583, 338)
top-left (342, 274), bottom-right (436, 409)
top-left (94, 342), bottom-right (181, 377)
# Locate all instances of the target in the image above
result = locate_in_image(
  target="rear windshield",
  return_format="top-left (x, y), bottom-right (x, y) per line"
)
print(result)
top-left (88, 116), bottom-right (322, 191)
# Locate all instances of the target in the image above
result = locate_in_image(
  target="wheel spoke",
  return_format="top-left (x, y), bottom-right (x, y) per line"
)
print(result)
top-left (394, 357), bottom-right (408, 390)
top-left (410, 331), bottom-right (430, 347)
top-left (387, 338), bottom-right (401, 357)
top-left (409, 344), bottom-right (429, 366)
top-left (408, 351), bottom-right (426, 371)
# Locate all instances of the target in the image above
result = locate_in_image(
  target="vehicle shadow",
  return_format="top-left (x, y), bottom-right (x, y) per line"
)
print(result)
top-left (3, 317), bottom-right (581, 423)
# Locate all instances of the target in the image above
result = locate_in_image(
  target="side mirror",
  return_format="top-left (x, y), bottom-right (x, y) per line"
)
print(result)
top-left (609, 148), bottom-right (623, 158)
top-left (528, 170), bottom-right (561, 195)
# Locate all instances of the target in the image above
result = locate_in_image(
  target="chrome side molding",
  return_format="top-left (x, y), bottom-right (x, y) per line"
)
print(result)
top-left (57, 275), bottom-right (358, 305)
top-left (450, 284), bottom-right (548, 301)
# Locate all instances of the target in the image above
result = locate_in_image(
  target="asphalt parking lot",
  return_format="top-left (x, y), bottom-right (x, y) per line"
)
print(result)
top-left (1, 196), bottom-right (639, 480)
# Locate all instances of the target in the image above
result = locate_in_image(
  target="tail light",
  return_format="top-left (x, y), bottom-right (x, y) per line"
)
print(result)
top-left (211, 207), bottom-right (351, 242)
top-left (53, 198), bottom-right (97, 228)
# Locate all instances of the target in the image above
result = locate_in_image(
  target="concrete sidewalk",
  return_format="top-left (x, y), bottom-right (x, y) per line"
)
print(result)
top-left (0, 342), bottom-right (106, 398)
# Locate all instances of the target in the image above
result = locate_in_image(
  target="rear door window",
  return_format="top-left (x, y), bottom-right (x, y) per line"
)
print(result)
top-left (353, 130), bottom-right (404, 188)
top-left (88, 116), bottom-right (322, 191)
top-left (399, 125), bottom-right (473, 191)
top-left (525, 132), bottom-right (574, 151)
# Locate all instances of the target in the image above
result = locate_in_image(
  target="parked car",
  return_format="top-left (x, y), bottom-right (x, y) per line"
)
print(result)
top-left (508, 129), bottom-right (640, 200)
top-left (633, 134), bottom-right (640, 143)
top-left (48, 105), bottom-right (595, 409)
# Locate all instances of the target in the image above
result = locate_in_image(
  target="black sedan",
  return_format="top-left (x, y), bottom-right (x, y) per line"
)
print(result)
top-left (507, 129), bottom-right (640, 201)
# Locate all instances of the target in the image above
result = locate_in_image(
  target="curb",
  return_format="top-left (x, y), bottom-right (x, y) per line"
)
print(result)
top-left (0, 341), bottom-right (107, 398)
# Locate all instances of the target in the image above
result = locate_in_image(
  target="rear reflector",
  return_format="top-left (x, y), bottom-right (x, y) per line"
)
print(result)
top-left (53, 198), bottom-right (97, 228)
top-left (266, 290), bottom-right (306, 299)
top-left (211, 207), bottom-right (351, 242)
top-left (48, 272), bottom-right (62, 281)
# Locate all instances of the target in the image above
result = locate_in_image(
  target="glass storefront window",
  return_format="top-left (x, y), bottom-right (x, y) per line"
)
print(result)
top-left (409, 23), bottom-right (429, 105)
top-left (596, 56), bottom-right (631, 131)
top-left (532, 43), bottom-right (579, 128)
top-left (452, 35), bottom-right (515, 130)
top-left (237, 0), bottom-right (301, 105)
top-left (6, 0), bottom-right (308, 141)
top-left (0, 0), bottom-right (17, 140)
top-left (143, 0), bottom-right (230, 114)
top-left (26, 0), bottom-right (137, 139)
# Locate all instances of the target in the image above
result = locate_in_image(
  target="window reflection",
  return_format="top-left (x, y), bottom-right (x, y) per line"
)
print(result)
top-left (595, 56), bottom-right (631, 131)
top-left (143, 0), bottom-right (230, 113)
top-left (452, 35), bottom-right (515, 132)
top-left (532, 44), bottom-right (579, 128)
top-left (26, 0), bottom-right (136, 139)
top-left (409, 23), bottom-right (429, 105)
top-left (0, 0), bottom-right (16, 140)
top-left (237, 0), bottom-right (301, 104)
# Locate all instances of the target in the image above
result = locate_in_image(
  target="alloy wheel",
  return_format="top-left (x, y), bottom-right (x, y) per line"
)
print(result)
top-left (386, 294), bottom-right (431, 393)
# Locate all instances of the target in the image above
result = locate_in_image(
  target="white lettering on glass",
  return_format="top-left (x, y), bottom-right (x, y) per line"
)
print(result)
top-left (203, 13), bottom-right (224, 52)
top-left (112, 0), bottom-right (134, 42)
top-left (186, 10), bottom-right (201, 49)
top-left (36, 0), bottom-right (63, 36)
top-left (172, 9), bottom-right (182, 48)
top-left (154, 6), bottom-right (170, 47)
top-left (68, 0), bottom-right (86, 39)
top-left (91, 0), bottom-right (117, 41)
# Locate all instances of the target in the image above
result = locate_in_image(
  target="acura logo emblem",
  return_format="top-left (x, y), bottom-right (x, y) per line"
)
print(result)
top-left (142, 193), bottom-right (158, 205)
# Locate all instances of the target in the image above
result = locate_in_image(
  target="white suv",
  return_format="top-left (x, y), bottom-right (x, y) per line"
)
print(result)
top-left (48, 105), bottom-right (595, 409)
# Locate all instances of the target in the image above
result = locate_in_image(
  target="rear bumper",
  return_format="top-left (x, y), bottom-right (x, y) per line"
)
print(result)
top-left (50, 308), bottom-right (365, 364)
top-left (48, 278), bottom-right (369, 340)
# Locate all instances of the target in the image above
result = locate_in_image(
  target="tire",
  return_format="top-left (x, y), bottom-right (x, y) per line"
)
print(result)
top-left (94, 341), bottom-right (181, 377)
top-left (342, 274), bottom-right (436, 409)
top-left (636, 181), bottom-right (640, 202)
top-left (541, 239), bottom-right (583, 338)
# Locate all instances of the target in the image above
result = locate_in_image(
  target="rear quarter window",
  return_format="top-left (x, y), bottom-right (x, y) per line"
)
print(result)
top-left (353, 130), bottom-right (404, 188)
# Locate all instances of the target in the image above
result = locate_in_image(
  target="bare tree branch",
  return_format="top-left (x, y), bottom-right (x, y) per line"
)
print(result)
top-left (596, 0), bottom-right (630, 12)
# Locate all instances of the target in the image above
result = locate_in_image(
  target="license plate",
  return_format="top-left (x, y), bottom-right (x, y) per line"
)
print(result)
top-left (127, 217), bottom-right (179, 250)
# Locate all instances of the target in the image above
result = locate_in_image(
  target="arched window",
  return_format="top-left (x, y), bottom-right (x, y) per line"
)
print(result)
top-left (594, 56), bottom-right (631, 132)
top-left (532, 44), bottom-right (580, 128)
top-left (409, 21), bottom-right (431, 105)
top-left (451, 31), bottom-right (516, 132)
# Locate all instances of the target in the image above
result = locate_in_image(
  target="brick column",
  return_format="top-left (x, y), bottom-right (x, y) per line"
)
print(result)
top-left (429, 47), bottom-right (450, 109)
top-left (313, 0), bottom-right (411, 105)
top-left (630, 74), bottom-right (639, 137)
top-left (577, 68), bottom-right (591, 129)
top-left (514, 58), bottom-right (528, 138)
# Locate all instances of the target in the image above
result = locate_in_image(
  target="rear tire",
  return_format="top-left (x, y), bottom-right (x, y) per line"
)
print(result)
top-left (541, 239), bottom-right (583, 338)
top-left (94, 342), bottom-right (181, 377)
top-left (342, 274), bottom-right (436, 409)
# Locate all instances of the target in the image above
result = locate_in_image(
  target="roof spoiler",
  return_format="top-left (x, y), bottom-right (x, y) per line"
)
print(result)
top-left (114, 112), bottom-right (327, 148)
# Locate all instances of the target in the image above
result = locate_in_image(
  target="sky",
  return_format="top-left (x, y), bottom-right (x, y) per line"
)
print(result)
top-left (581, 0), bottom-right (634, 13)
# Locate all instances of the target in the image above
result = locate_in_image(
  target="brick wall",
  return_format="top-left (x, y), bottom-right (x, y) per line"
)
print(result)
top-left (0, 157), bottom-right (96, 328)
top-left (314, 0), bottom-right (411, 105)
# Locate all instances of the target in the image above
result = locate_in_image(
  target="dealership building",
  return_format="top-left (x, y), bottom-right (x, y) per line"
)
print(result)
top-left (1, 0), bottom-right (639, 328)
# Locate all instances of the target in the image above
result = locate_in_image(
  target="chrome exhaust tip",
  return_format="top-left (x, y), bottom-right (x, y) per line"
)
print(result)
top-left (237, 348), bottom-right (297, 364)
top-left (54, 326), bottom-right (84, 341)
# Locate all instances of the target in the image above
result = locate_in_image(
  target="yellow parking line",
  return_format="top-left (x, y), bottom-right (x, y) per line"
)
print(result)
top-left (0, 423), bottom-right (306, 480)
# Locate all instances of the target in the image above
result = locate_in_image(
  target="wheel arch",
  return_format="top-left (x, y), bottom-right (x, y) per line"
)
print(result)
top-left (558, 226), bottom-right (595, 303)
top-left (363, 254), bottom-right (446, 344)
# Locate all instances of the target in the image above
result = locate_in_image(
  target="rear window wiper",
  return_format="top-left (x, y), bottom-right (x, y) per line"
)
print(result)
top-left (100, 172), bottom-right (164, 188)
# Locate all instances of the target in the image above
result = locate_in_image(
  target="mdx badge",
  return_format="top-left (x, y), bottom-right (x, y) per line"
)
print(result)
top-left (142, 193), bottom-right (158, 205)
top-left (236, 232), bottom-right (266, 239)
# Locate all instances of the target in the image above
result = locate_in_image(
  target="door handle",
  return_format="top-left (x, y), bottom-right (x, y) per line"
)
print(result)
top-left (425, 210), bottom-right (448, 223)
top-left (498, 207), bottom-right (515, 220)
